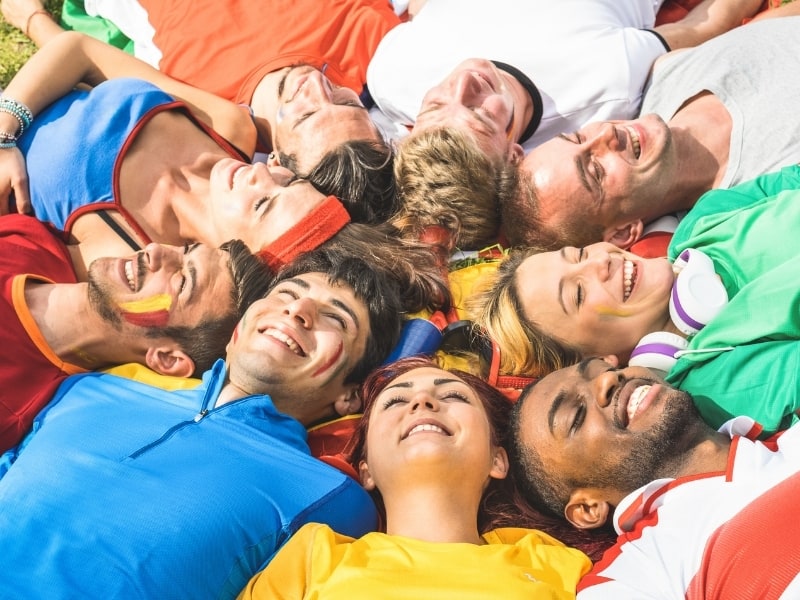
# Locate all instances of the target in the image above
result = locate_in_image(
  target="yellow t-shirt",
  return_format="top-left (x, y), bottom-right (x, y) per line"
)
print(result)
top-left (238, 523), bottom-right (590, 599)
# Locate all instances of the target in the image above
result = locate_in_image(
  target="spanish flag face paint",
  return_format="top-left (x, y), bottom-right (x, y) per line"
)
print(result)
top-left (118, 293), bottom-right (173, 328)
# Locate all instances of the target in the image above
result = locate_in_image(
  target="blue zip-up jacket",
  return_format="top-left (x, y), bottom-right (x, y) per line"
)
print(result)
top-left (0, 359), bottom-right (377, 599)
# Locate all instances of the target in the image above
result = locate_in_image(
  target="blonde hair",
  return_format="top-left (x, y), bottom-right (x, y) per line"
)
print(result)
top-left (393, 127), bottom-right (517, 250)
top-left (471, 247), bottom-right (582, 377)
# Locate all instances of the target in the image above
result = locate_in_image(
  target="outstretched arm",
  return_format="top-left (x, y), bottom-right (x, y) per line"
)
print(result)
top-left (653, 0), bottom-right (763, 49)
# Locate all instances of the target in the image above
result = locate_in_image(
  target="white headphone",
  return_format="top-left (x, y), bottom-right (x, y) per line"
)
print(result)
top-left (628, 249), bottom-right (728, 374)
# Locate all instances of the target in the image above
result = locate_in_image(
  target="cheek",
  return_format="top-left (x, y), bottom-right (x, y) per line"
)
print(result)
top-left (118, 294), bottom-right (173, 327)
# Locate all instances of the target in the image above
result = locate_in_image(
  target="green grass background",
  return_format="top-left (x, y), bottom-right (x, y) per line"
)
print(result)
top-left (0, 0), bottom-right (63, 88)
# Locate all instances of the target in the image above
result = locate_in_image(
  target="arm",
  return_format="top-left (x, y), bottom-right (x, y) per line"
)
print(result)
top-left (3, 31), bottom-right (255, 151)
top-left (750, 0), bottom-right (800, 21)
top-left (654, 0), bottom-right (763, 49)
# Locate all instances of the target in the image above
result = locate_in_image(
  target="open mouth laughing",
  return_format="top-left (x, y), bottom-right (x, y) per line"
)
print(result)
top-left (623, 259), bottom-right (637, 301)
top-left (263, 328), bottom-right (306, 357)
top-left (403, 419), bottom-right (452, 439)
top-left (624, 125), bottom-right (641, 159)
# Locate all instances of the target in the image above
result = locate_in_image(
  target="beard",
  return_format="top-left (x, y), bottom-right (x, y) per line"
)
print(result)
top-left (585, 386), bottom-right (705, 493)
top-left (87, 265), bottom-right (123, 330)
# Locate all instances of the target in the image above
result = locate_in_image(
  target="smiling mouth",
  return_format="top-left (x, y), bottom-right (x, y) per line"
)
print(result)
top-left (124, 260), bottom-right (136, 291)
top-left (264, 328), bottom-right (306, 356)
top-left (623, 259), bottom-right (637, 301)
top-left (627, 384), bottom-right (651, 423)
top-left (625, 126), bottom-right (641, 159)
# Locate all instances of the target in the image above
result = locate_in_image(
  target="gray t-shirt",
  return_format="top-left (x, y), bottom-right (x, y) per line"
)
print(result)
top-left (641, 16), bottom-right (800, 187)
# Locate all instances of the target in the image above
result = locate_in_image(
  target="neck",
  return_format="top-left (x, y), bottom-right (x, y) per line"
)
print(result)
top-left (25, 282), bottom-right (143, 369)
top-left (380, 476), bottom-right (485, 544)
top-left (656, 428), bottom-right (732, 482)
top-left (498, 70), bottom-right (534, 144)
top-left (659, 93), bottom-right (732, 213)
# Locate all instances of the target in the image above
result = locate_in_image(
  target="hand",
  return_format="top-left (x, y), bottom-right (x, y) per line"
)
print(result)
top-left (0, 0), bottom-right (46, 33)
top-left (0, 147), bottom-right (31, 214)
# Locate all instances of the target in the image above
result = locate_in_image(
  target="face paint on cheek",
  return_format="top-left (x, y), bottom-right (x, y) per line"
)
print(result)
top-left (119, 293), bottom-right (173, 328)
top-left (596, 305), bottom-right (633, 318)
top-left (312, 341), bottom-right (343, 378)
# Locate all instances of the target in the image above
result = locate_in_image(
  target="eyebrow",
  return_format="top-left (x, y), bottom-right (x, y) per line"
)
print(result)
top-left (577, 357), bottom-right (594, 377)
top-left (573, 154), bottom-right (592, 195)
top-left (557, 248), bottom-right (568, 314)
top-left (284, 277), bottom-right (361, 330)
top-left (547, 389), bottom-right (568, 436)
top-left (383, 377), bottom-right (464, 392)
top-left (185, 243), bottom-right (201, 305)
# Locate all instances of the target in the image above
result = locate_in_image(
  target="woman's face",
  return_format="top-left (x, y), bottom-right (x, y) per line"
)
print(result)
top-left (208, 159), bottom-right (328, 251)
top-left (359, 367), bottom-right (507, 493)
top-left (515, 242), bottom-right (675, 359)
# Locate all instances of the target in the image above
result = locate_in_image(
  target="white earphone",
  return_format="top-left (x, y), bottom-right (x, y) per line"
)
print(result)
top-left (629, 249), bottom-right (728, 374)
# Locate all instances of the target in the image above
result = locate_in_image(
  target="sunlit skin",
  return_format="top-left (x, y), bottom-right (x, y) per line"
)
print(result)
top-left (358, 366), bottom-right (508, 542)
top-left (361, 367), bottom-right (500, 486)
top-left (88, 241), bottom-right (235, 331)
top-left (520, 356), bottom-right (706, 500)
top-left (413, 58), bottom-right (524, 162)
top-left (273, 65), bottom-right (382, 173)
top-left (207, 158), bottom-right (328, 252)
top-left (519, 114), bottom-right (678, 246)
top-left (516, 356), bottom-right (726, 524)
top-left (223, 272), bottom-right (370, 421)
top-left (515, 242), bottom-right (678, 362)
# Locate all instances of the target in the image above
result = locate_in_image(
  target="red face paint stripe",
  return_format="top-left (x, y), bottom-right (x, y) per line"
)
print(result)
top-left (312, 341), bottom-right (343, 377)
top-left (122, 309), bottom-right (171, 328)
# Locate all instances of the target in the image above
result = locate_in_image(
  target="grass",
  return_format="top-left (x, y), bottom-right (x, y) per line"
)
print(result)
top-left (0, 0), bottom-right (63, 88)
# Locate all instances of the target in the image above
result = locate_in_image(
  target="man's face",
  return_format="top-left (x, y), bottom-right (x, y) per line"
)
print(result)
top-left (518, 114), bottom-right (676, 246)
top-left (207, 158), bottom-right (327, 252)
top-left (87, 242), bottom-right (235, 330)
top-left (273, 65), bottom-right (382, 174)
top-left (225, 272), bottom-right (370, 415)
top-left (514, 242), bottom-right (674, 360)
top-left (517, 357), bottom-right (701, 500)
top-left (414, 59), bottom-right (517, 161)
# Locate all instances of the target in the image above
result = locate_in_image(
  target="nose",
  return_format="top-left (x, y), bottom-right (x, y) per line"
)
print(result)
top-left (142, 243), bottom-right (180, 272)
top-left (577, 247), bottom-right (612, 282)
top-left (409, 390), bottom-right (440, 412)
top-left (585, 122), bottom-right (619, 154)
top-left (300, 70), bottom-right (332, 102)
top-left (284, 296), bottom-right (317, 329)
top-left (592, 368), bottom-right (623, 408)
top-left (452, 71), bottom-right (485, 105)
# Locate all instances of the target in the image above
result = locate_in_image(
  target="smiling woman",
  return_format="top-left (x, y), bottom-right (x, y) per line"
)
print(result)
top-left (237, 356), bottom-right (591, 599)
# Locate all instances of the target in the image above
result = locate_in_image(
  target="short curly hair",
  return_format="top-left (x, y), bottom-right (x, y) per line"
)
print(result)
top-left (393, 127), bottom-right (517, 250)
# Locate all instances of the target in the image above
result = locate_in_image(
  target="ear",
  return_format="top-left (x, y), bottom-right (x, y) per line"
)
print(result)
top-left (601, 354), bottom-right (620, 368)
top-left (333, 385), bottom-right (362, 417)
top-left (145, 347), bottom-right (195, 378)
top-left (604, 220), bottom-right (644, 249)
top-left (564, 488), bottom-right (611, 530)
top-left (507, 142), bottom-right (525, 165)
top-left (358, 460), bottom-right (376, 490)
top-left (489, 446), bottom-right (509, 480)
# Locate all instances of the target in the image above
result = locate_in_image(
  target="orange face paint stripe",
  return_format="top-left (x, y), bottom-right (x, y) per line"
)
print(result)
top-left (119, 293), bottom-right (173, 328)
top-left (312, 341), bottom-right (343, 377)
top-left (122, 310), bottom-right (171, 328)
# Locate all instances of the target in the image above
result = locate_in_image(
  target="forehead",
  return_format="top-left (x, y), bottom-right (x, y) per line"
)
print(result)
top-left (383, 366), bottom-right (467, 390)
top-left (172, 246), bottom-right (235, 321)
top-left (515, 251), bottom-right (564, 317)
top-left (280, 108), bottom-right (378, 166)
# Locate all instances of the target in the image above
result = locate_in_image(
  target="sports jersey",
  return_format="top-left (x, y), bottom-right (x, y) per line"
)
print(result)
top-left (578, 418), bottom-right (800, 598)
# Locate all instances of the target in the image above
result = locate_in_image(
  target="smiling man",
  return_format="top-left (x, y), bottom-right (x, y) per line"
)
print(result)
top-left (0, 245), bottom-right (403, 599)
top-left (0, 213), bottom-right (268, 453)
top-left (511, 356), bottom-right (800, 598)
top-left (505, 16), bottom-right (800, 251)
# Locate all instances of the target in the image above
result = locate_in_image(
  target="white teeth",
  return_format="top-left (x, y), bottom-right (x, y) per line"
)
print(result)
top-left (628, 385), bottom-right (651, 422)
top-left (124, 260), bottom-right (135, 291)
top-left (265, 329), bottom-right (302, 355)
top-left (408, 423), bottom-right (445, 436)
top-left (623, 259), bottom-right (636, 301)
top-left (626, 126), bottom-right (641, 159)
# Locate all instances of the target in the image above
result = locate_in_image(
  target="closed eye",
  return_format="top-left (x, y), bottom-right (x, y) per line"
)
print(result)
top-left (382, 396), bottom-right (407, 410)
top-left (569, 402), bottom-right (586, 435)
top-left (324, 312), bottom-right (347, 330)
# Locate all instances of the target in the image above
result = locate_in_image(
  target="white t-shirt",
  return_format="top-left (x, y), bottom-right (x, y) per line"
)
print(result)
top-left (366, 0), bottom-right (668, 150)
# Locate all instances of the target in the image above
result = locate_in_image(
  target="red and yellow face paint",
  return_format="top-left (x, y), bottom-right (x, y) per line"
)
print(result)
top-left (118, 293), bottom-right (173, 328)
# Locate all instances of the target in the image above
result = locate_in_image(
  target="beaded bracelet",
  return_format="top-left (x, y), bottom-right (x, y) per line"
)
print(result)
top-left (0, 131), bottom-right (17, 149)
top-left (0, 97), bottom-right (34, 137)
